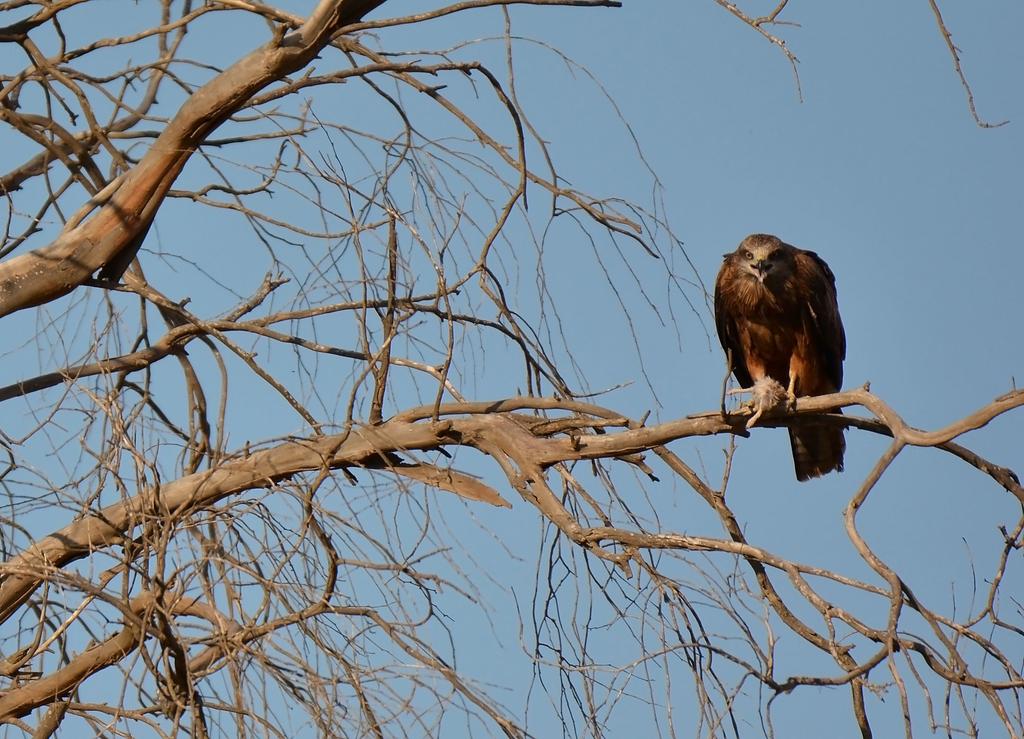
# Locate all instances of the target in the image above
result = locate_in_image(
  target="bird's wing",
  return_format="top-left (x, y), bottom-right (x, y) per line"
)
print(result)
top-left (714, 260), bottom-right (754, 387)
top-left (794, 249), bottom-right (846, 389)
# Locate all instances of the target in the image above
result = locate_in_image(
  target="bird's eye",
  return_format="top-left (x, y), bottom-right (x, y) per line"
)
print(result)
top-left (743, 250), bottom-right (753, 260)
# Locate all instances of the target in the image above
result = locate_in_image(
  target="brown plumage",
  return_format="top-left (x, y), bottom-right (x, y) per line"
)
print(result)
top-left (714, 234), bottom-right (846, 481)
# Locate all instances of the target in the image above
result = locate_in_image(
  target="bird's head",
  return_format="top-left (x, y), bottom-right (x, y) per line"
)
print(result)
top-left (725, 234), bottom-right (794, 286)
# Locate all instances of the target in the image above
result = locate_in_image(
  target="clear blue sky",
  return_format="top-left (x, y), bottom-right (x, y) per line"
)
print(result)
top-left (3, 2), bottom-right (1022, 737)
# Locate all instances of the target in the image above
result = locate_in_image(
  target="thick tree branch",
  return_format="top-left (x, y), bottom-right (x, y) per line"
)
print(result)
top-left (0, 0), bottom-right (388, 316)
top-left (1, 389), bottom-right (1018, 625)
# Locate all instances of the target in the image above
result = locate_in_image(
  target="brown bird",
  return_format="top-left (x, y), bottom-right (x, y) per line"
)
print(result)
top-left (714, 233), bottom-right (846, 481)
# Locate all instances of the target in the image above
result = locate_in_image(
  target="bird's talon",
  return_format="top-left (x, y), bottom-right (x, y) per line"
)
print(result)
top-left (745, 408), bottom-right (764, 429)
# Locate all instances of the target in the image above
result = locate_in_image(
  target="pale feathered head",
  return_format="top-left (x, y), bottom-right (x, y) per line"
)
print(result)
top-left (724, 233), bottom-right (796, 286)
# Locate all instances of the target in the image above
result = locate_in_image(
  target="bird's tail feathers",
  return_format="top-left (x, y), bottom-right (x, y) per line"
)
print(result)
top-left (789, 411), bottom-right (845, 482)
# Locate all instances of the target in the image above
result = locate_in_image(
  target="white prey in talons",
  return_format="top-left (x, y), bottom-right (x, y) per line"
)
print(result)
top-left (728, 377), bottom-right (788, 429)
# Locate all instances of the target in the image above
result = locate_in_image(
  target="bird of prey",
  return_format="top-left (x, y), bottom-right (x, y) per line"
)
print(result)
top-left (714, 233), bottom-right (846, 481)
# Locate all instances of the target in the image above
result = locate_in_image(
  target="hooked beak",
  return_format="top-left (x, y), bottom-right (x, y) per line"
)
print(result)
top-left (753, 260), bottom-right (770, 281)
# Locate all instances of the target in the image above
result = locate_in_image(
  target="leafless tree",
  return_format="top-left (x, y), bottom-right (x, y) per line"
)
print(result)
top-left (0, 1), bottom-right (1020, 737)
